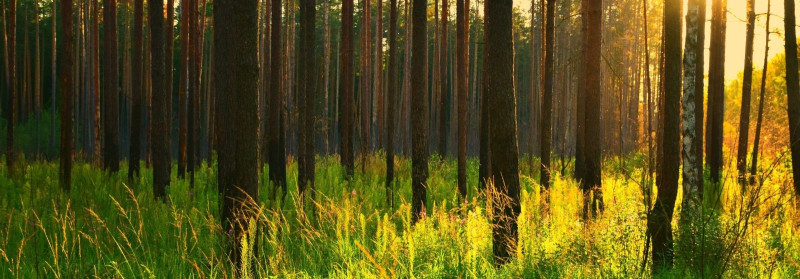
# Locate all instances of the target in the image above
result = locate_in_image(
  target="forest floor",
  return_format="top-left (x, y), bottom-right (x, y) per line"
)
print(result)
top-left (0, 153), bottom-right (798, 278)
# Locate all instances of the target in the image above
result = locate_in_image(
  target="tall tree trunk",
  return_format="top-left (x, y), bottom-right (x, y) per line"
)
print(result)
top-left (750, 0), bottom-right (770, 184)
top-left (456, 0), bottom-right (468, 201)
top-left (540, 0), bottom-right (554, 190)
top-left (51, 0), bottom-right (57, 157)
top-left (129, 0), bottom-right (143, 180)
top-left (575, 0), bottom-right (585, 183)
top-left (736, 0), bottom-right (756, 184)
top-left (1, 0), bottom-right (7, 159)
top-left (581, 0), bottom-right (603, 220)
top-left (322, 0), bottom-right (329, 154)
top-left (437, 0), bottom-right (448, 156)
top-left (401, 0), bottom-right (411, 156)
top-left (411, 0), bottom-right (428, 224)
top-left (340, 0), bottom-right (354, 178)
top-left (6, 0), bottom-right (15, 174)
top-left (166, 0), bottom-right (174, 170)
top-left (649, 0), bottom-right (681, 273)
top-left (103, 0), bottom-right (119, 172)
top-left (178, 0), bottom-right (188, 178)
top-left (187, 0), bottom-right (197, 187)
top-left (103, 0), bottom-right (120, 172)
top-left (707, 0), bottom-right (726, 184)
top-left (145, 21), bottom-right (152, 167)
top-left (386, 0), bottom-right (397, 207)
top-left (478, 0), bottom-right (490, 190)
top-left (34, 0), bottom-right (41, 158)
top-left (375, 0), bottom-right (383, 152)
top-left (150, 0), bottom-right (169, 199)
top-left (260, 0), bottom-right (270, 166)
top-left (642, 0), bottom-right (654, 206)
top-left (694, 0), bottom-right (706, 194)
top-left (360, 0), bottom-right (370, 167)
top-left (298, 0), bottom-right (316, 198)
top-left (269, 0), bottom-right (287, 200)
top-left (196, 0), bottom-right (207, 162)
top-left (783, 0), bottom-right (800, 207)
top-left (22, 1), bottom-right (27, 125)
top-left (432, 0), bottom-right (438, 155)
top-left (92, 0), bottom-right (100, 163)
top-left (214, 0), bottom-right (259, 267)
top-left (59, 0), bottom-right (73, 191)
top-left (297, 0), bottom-right (307, 197)
top-left (680, 0), bottom-right (701, 221)
top-left (486, 0), bottom-right (520, 264)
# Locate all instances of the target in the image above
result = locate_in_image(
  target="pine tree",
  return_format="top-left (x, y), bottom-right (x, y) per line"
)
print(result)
top-left (783, 0), bottom-right (800, 207)
top-left (540, 0), bottom-right (554, 190)
top-left (486, 0), bottom-right (520, 264)
top-left (411, 0), bottom-right (428, 224)
top-left (706, 0), bottom-right (727, 183)
top-left (298, 0), bottom-right (316, 198)
top-left (736, 0), bottom-right (756, 184)
top-left (59, 0), bottom-right (73, 191)
top-left (215, 0), bottom-right (259, 266)
top-left (103, 0), bottom-right (120, 172)
top-left (340, 0), bottom-right (355, 179)
top-left (6, 0), bottom-right (15, 175)
top-left (581, 0), bottom-right (603, 219)
top-left (648, 0), bottom-right (682, 273)
top-left (456, 0), bottom-right (468, 201)
top-left (269, 0), bottom-right (287, 201)
top-left (386, 0), bottom-right (398, 207)
top-left (750, 0), bottom-right (770, 184)
top-left (129, 0), bottom-right (144, 180)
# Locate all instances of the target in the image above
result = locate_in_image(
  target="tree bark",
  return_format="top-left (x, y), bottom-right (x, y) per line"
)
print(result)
top-left (187, 0), bottom-right (197, 187)
top-left (750, 0), bottom-right (770, 185)
top-left (103, 0), bottom-right (120, 172)
top-left (477, 0), bottom-right (490, 191)
top-left (386, 0), bottom-right (398, 207)
top-left (680, 0), bottom-right (701, 221)
top-left (540, 0), bottom-right (554, 190)
top-left (298, 0), bottom-right (316, 198)
top-left (736, 0), bottom-right (756, 184)
top-left (59, 0), bottom-right (72, 191)
top-left (34, 0), bottom-right (41, 157)
top-left (694, 0), bottom-right (706, 194)
top-left (340, 0), bottom-right (355, 178)
top-left (166, 0), bottom-right (174, 169)
top-left (575, 0), bottom-right (585, 184)
top-left (706, 0), bottom-right (726, 183)
top-left (783, 0), bottom-right (800, 207)
top-left (6, 0), bottom-right (15, 174)
top-left (411, 0), bottom-right (428, 224)
top-left (375, 0), bottom-right (383, 152)
top-left (360, 0), bottom-right (371, 165)
top-left (215, 0), bottom-right (259, 267)
top-left (648, 0), bottom-right (681, 273)
top-left (269, 0), bottom-right (287, 200)
top-left (486, 0), bottom-right (520, 264)
top-left (129, 0), bottom-right (144, 180)
top-left (51, 0), bottom-right (57, 158)
top-left (92, 0), bottom-right (100, 163)
top-left (150, 0), bottom-right (169, 199)
top-left (437, 0), bottom-right (448, 156)
top-left (581, 0), bottom-right (603, 220)
top-left (322, 0), bottom-right (330, 154)
top-left (177, 0), bottom-right (188, 178)
top-left (456, 0), bottom-right (468, 201)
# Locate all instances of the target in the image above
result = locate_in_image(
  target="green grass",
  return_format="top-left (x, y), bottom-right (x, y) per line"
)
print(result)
top-left (0, 152), bottom-right (798, 278)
